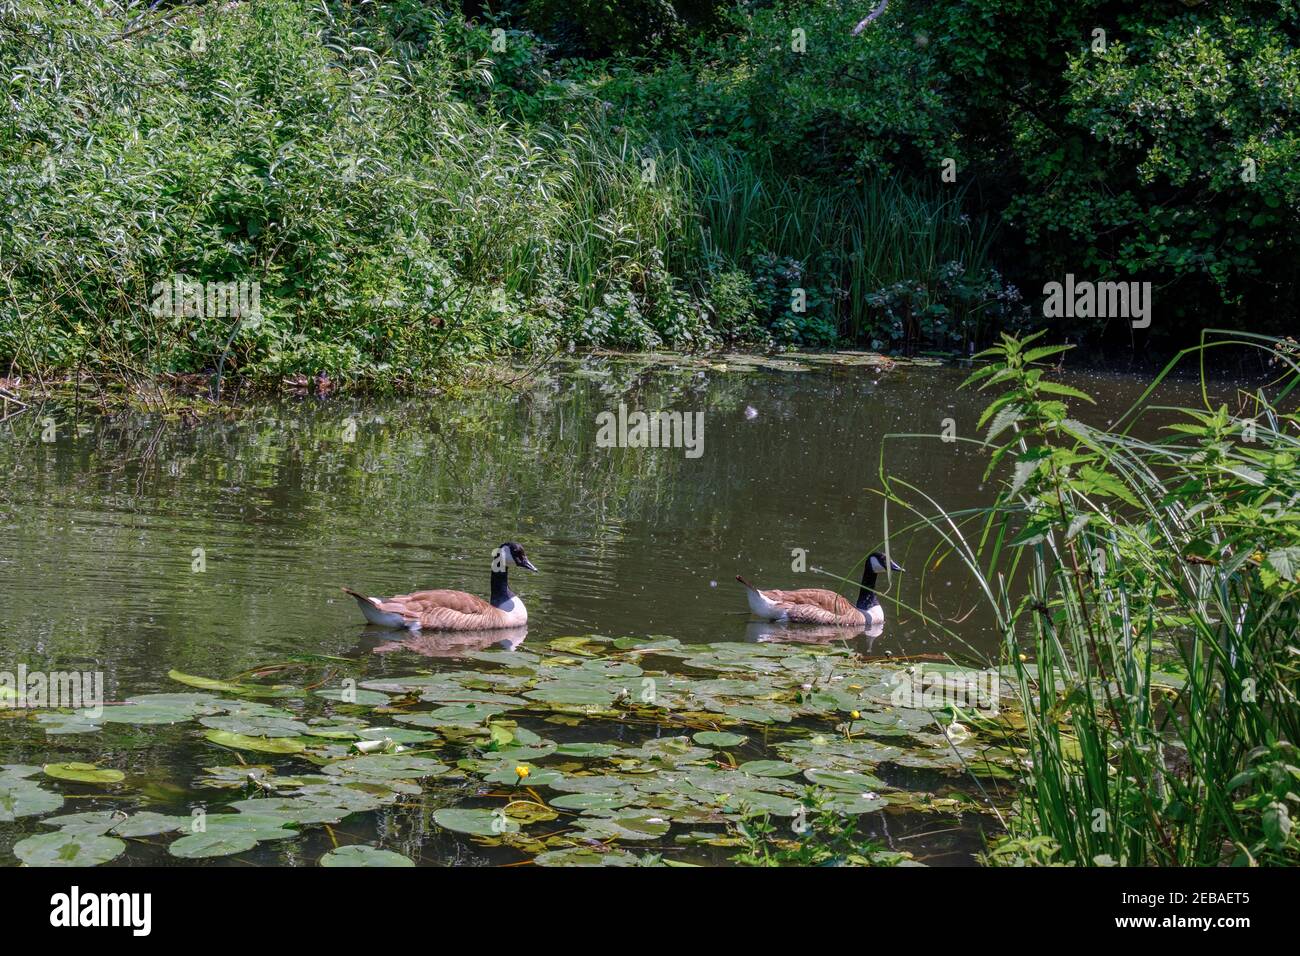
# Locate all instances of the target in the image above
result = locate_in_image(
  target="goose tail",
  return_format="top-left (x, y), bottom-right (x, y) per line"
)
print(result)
top-left (340, 585), bottom-right (374, 604)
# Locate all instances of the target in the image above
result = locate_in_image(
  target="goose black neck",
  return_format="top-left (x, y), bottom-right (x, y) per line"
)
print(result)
top-left (856, 566), bottom-right (880, 611)
top-left (490, 568), bottom-right (514, 608)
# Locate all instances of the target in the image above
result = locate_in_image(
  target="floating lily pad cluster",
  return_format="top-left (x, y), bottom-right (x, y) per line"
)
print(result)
top-left (2, 637), bottom-right (1028, 866)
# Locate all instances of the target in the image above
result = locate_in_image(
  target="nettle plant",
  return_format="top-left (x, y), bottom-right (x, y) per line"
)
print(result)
top-left (886, 330), bottom-right (1299, 865)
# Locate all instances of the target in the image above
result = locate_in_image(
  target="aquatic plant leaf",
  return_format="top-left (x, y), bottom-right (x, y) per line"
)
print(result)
top-left (127, 692), bottom-right (223, 708)
top-left (693, 731), bottom-right (747, 748)
top-left (821, 793), bottom-right (888, 815)
top-left (737, 760), bottom-right (799, 778)
top-left (115, 812), bottom-right (192, 837)
top-left (573, 811), bottom-right (671, 841)
top-left (395, 704), bottom-right (505, 728)
top-left (723, 790), bottom-right (803, 817)
top-left (433, 807), bottom-right (519, 836)
top-left (34, 712), bottom-right (103, 734)
top-left (200, 715), bottom-right (311, 738)
top-left (324, 754), bottom-right (449, 780)
top-left (204, 729), bottom-right (308, 754)
top-left (504, 801), bottom-right (559, 824)
top-left (14, 831), bottom-right (125, 867)
top-left (166, 670), bottom-right (248, 693)
top-left (803, 768), bottom-right (887, 791)
top-left (0, 781), bottom-right (64, 820)
top-left (99, 703), bottom-right (197, 725)
top-left (226, 798), bottom-right (349, 824)
top-left (0, 764), bottom-right (41, 780)
top-left (355, 726), bottom-right (438, 744)
top-left (314, 688), bottom-right (391, 706)
top-left (42, 811), bottom-right (126, 835)
top-left (549, 792), bottom-right (630, 811)
top-left (168, 830), bottom-right (261, 859)
top-left (554, 742), bottom-right (620, 758)
top-left (524, 684), bottom-right (618, 707)
top-left (320, 845), bottom-right (415, 867)
top-left (532, 847), bottom-right (639, 866)
top-left (43, 763), bottom-right (125, 785)
top-left (45, 810), bottom-right (190, 837)
top-left (168, 670), bottom-right (297, 699)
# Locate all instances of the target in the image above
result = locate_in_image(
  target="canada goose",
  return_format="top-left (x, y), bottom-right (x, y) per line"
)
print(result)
top-left (736, 551), bottom-right (902, 628)
top-left (342, 542), bottom-right (538, 631)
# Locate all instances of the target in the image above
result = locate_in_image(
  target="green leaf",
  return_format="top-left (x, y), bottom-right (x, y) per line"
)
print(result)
top-left (167, 670), bottom-right (246, 693)
top-left (433, 807), bottom-right (518, 836)
top-left (15, 831), bottom-right (125, 867)
top-left (168, 830), bottom-right (261, 859)
top-left (204, 730), bottom-right (307, 754)
top-left (1263, 801), bottom-right (1292, 850)
top-left (1035, 381), bottom-right (1095, 403)
top-left (320, 845), bottom-right (415, 867)
top-left (43, 762), bottom-right (125, 785)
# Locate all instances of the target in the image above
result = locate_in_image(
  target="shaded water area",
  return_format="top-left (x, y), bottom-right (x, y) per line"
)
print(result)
top-left (0, 354), bottom-right (1232, 866)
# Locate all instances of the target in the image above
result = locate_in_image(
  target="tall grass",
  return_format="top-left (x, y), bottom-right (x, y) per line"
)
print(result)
top-left (882, 331), bottom-right (1300, 865)
top-left (683, 145), bottom-right (1000, 341)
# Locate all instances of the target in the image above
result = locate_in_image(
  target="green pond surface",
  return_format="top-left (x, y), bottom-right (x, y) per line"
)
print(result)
top-left (0, 353), bottom-right (1221, 866)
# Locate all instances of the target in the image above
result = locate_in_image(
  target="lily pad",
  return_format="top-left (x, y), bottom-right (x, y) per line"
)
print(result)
top-left (14, 831), bottom-right (125, 867)
top-left (0, 781), bottom-right (64, 820)
top-left (200, 715), bottom-right (310, 738)
top-left (432, 807), bottom-right (519, 836)
top-left (314, 687), bottom-right (391, 706)
top-left (549, 792), bottom-right (630, 811)
top-left (737, 760), bottom-right (800, 778)
top-left (320, 845), bottom-right (415, 867)
top-left (533, 847), bottom-right (640, 867)
top-left (204, 729), bottom-right (307, 754)
top-left (324, 755), bottom-right (449, 780)
top-left (168, 830), bottom-right (261, 859)
top-left (43, 762), bottom-right (126, 785)
top-left (554, 742), bottom-right (620, 759)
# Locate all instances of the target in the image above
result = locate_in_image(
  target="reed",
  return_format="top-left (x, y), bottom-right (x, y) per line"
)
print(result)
top-left (881, 331), bottom-right (1300, 865)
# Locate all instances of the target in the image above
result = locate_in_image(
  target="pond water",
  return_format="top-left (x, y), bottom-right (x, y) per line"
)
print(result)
top-left (0, 353), bottom-right (1225, 867)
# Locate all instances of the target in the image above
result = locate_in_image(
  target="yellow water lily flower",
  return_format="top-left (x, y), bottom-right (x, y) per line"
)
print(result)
top-left (850, 710), bottom-right (861, 719)
top-left (515, 766), bottom-right (530, 779)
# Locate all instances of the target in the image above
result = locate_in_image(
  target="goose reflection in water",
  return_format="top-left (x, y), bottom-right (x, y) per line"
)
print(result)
top-left (357, 625), bottom-right (529, 658)
top-left (744, 618), bottom-right (883, 653)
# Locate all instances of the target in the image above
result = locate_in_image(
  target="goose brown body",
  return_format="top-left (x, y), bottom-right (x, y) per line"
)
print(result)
top-left (736, 552), bottom-right (901, 629)
top-left (735, 579), bottom-right (868, 627)
top-left (342, 587), bottom-right (525, 630)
